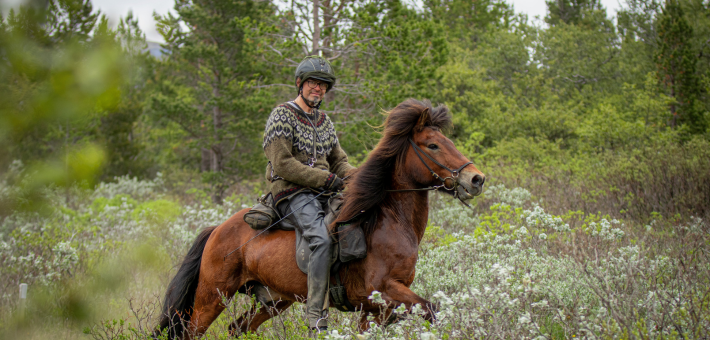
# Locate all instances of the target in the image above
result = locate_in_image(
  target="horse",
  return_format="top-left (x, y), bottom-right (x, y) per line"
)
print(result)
top-left (155, 98), bottom-right (486, 338)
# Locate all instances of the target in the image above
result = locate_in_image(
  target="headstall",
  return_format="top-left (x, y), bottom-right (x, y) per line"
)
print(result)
top-left (387, 139), bottom-right (474, 208)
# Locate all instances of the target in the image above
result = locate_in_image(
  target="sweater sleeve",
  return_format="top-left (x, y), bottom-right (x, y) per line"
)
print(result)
top-left (263, 108), bottom-right (332, 188)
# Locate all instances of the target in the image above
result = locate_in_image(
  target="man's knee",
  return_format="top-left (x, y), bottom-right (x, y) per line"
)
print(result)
top-left (307, 229), bottom-right (331, 251)
top-left (281, 193), bottom-right (327, 229)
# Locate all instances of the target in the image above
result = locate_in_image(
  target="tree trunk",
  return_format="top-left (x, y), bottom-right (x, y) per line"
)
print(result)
top-left (211, 85), bottom-right (224, 204)
top-left (312, 0), bottom-right (320, 55)
top-left (201, 148), bottom-right (212, 172)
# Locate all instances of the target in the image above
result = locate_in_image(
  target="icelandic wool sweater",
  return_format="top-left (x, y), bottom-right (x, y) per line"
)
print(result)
top-left (263, 102), bottom-right (355, 205)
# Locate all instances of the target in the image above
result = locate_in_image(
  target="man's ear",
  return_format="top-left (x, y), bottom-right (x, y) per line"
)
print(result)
top-left (415, 108), bottom-right (430, 131)
top-left (296, 77), bottom-right (302, 88)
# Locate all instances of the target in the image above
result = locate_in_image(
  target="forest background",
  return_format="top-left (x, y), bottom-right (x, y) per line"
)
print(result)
top-left (1, 0), bottom-right (710, 339)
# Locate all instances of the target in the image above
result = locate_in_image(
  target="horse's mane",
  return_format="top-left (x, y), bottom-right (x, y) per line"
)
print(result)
top-left (335, 98), bottom-right (452, 239)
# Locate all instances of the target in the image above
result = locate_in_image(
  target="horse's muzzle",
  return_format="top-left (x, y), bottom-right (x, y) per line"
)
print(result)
top-left (455, 172), bottom-right (485, 200)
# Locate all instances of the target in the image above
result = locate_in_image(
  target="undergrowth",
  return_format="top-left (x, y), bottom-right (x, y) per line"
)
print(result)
top-left (1, 162), bottom-right (709, 339)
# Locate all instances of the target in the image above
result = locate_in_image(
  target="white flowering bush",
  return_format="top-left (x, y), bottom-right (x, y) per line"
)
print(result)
top-left (0, 163), bottom-right (253, 312)
top-left (483, 184), bottom-right (532, 208)
top-left (91, 173), bottom-right (166, 200)
top-left (3, 164), bottom-right (709, 340)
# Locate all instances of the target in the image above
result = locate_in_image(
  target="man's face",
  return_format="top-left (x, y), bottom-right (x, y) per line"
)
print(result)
top-left (300, 78), bottom-right (327, 103)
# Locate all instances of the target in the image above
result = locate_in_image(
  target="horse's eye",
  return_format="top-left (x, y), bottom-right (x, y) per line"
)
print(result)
top-left (427, 144), bottom-right (438, 150)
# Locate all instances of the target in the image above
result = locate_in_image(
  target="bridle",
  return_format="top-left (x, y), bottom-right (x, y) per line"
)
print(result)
top-left (387, 139), bottom-right (474, 207)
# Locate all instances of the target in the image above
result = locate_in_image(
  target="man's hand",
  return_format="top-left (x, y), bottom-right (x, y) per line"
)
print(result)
top-left (329, 176), bottom-right (344, 192)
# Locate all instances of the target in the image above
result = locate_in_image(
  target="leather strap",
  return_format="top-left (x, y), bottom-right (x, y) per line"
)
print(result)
top-left (329, 260), bottom-right (356, 312)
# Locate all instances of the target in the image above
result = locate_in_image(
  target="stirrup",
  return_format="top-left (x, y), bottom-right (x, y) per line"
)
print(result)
top-left (309, 325), bottom-right (328, 337)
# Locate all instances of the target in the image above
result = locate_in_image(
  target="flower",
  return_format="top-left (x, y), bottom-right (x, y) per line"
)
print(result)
top-left (368, 290), bottom-right (384, 304)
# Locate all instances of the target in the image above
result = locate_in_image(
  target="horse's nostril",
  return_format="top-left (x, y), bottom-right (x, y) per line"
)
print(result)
top-left (472, 175), bottom-right (484, 187)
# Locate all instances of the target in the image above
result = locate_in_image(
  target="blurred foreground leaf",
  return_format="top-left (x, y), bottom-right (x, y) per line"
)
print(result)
top-left (0, 1), bottom-right (128, 215)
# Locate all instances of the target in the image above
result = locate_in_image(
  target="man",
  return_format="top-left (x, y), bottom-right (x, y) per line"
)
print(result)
top-left (262, 56), bottom-right (355, 332)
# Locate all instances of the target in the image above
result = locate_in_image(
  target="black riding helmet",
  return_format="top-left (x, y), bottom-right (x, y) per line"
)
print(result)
top-left (295, 56), bottom-right (336, 93)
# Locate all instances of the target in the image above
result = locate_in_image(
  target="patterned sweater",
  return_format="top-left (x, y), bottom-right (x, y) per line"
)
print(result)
top-left (263, 102), bottom-right (355, 205)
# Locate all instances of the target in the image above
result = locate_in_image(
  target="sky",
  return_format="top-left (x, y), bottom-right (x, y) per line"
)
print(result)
top-left (2, 0), bottom-right (623, 43)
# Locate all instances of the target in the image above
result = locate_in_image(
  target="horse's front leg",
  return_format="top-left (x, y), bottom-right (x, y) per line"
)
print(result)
top-left (356, 281), bottom-right (437, 333)
top-left (381, 280), bottom-right (438, 322)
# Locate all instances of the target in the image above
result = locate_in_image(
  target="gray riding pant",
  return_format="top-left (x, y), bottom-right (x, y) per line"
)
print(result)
top-left (278, 191), bottom-right (331, 328)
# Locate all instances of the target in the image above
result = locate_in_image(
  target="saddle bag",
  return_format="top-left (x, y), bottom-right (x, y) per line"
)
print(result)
top-left (326, 194), bottom-right (367, 262)
top-left (244, 194), bottom-right (280, 230)
top-left (334, 222), bottom-right (367, 263)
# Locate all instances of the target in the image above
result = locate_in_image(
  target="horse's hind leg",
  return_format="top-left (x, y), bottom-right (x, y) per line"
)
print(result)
top-left (188, 280), bottom-right (241, 337)
top-left (229, 299), bottom-right (293, 336)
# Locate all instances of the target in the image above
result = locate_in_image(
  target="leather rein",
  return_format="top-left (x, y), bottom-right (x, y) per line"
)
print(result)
top-left (387, 139), bottom-right (474, 208)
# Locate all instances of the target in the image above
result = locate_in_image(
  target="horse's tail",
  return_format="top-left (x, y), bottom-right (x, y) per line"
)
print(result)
top-left (154, 226), bottom-right (216, 339)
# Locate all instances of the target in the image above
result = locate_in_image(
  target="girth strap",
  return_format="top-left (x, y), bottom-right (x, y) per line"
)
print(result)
top-left (329, 261), bottom-right (357, 312)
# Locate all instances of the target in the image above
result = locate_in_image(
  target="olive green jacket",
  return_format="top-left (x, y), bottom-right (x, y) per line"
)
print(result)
top-left (263, 102), bottom-right (355, 205)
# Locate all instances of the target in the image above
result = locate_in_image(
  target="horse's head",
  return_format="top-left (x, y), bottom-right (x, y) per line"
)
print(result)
top-left (406, 107), bottom-right (485, 199)
top-left (337, 99), bottom-right (485, 238)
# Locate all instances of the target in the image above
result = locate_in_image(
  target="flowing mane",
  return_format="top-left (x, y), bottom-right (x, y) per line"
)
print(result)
top-left (334, 98), bottom-right (452, 238)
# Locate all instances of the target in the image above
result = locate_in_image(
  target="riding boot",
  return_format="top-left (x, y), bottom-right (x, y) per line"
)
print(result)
top-left (280, 192), bottom-right (332, 329)
top-left (306, 239), bottom-right (331, 328)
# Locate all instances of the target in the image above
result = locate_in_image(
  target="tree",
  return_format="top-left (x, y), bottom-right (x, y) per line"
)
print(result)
top-left (655, 0), bottom-right (704, 133)
top-left (0, 0), bottom-right (129, 211)
top-left (152, 0), bottom-right (278, 203)
top-left (424, 0), bottom-right (513, 49)
top-left (98, 12), bottom-right (152, 179)
top-left (545, 0), bottom-right (610, 29)
top-left (617, 0), bottom-right (662, 86)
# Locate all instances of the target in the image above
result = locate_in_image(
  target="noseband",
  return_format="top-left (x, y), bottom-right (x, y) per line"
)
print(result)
top-left (387, 139), bottom-right (474, 206)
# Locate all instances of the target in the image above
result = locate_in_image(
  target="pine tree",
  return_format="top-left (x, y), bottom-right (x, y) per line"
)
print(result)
top-left (656, 0), bottom-right (704, 133)
top-left (545, 0), bottom-right (612, 31)
top-left (152, 0), bottom-right (278, 203)
top-left (424, 0), bottom-right (513, 49)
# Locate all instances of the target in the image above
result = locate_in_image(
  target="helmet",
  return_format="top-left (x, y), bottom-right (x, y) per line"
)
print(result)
top-left (295, 56), bottom-right (336, 92)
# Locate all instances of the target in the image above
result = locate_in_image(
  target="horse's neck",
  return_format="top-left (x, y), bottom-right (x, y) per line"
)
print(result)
top-left (387, 179), bottom-right (430, 244)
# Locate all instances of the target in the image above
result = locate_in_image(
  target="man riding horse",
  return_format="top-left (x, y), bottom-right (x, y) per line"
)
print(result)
top-left (262, 56), bottom-right (355, 332)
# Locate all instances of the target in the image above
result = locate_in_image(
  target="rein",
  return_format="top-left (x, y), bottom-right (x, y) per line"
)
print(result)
top-left (387, 139), bottom-right (474, 209)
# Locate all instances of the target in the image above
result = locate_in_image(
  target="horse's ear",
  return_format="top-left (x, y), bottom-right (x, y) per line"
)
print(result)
top-left (416, 108), bottom-right (430, 131)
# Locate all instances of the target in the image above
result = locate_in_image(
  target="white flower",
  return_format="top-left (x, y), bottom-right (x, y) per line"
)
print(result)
top-left (420, 332), bottom-right (437, 340)
top-left (395, 303), bottom-right (407, 313)
top-left (325, 330), bottom-right (347, 340)
top-left (518, 312), bottom-right (531, 324)
top-left (368, 290), bottom-right (384, 304)
top-left (432, 291), bottom-right (453, 307)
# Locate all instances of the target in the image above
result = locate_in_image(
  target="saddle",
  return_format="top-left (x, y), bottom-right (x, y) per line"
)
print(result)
top-left (244, 192), bottom-right (366, 311)
top-left (276, 194), bottom-right (367, 274)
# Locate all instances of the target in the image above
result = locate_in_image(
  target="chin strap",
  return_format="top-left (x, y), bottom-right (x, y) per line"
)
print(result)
top-left (299, 86), bottom-right (322, 109)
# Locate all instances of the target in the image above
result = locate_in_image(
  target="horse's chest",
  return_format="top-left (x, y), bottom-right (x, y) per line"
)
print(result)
top-left (371, 237), bottom-right (419, 274)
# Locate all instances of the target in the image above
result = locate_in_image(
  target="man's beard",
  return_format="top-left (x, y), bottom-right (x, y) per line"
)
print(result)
top-left (303, 95), bottom-right (321, 108)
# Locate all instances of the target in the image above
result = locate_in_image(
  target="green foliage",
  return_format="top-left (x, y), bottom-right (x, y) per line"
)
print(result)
top-left (656, 0), bottom-right (706, 135)
top-left (545, 0), bottom-right (612, 29)
top-left (0, 0), bottom-right (158, 217)
top-left (131, 199), bottom-right (181, 224)
top-left (3, 0), bottom-right (710, 338)
top-left (425, 0), bottom-right (514, 49)
top-left (150, 0), bottom-right (279, 203)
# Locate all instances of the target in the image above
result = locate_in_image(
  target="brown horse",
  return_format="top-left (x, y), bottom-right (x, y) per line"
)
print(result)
top-left (155, 99), bottom-right (485, 338)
